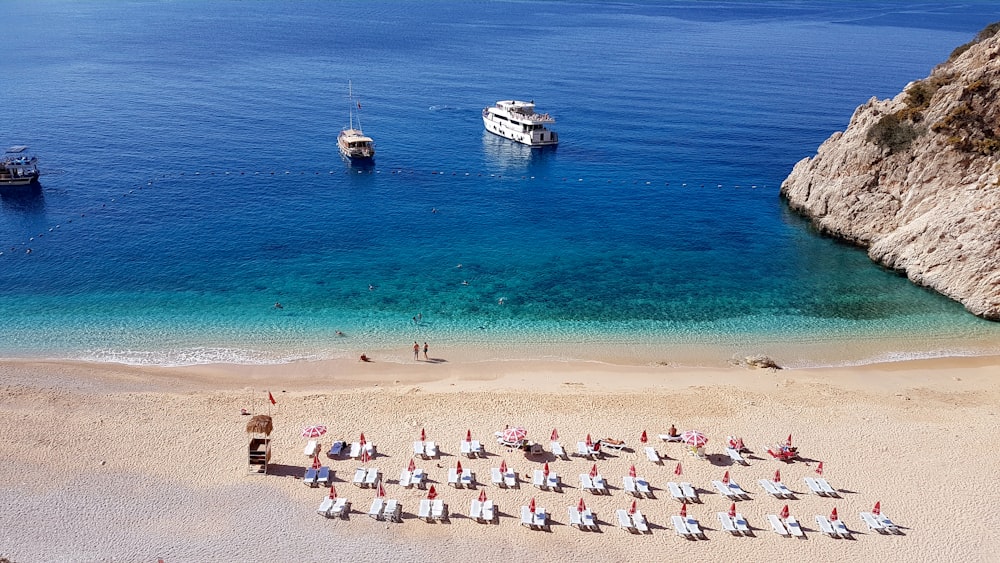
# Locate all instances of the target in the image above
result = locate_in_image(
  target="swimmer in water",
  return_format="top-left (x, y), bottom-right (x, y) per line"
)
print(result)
top-left (274, 302), bottom-right (283, 309)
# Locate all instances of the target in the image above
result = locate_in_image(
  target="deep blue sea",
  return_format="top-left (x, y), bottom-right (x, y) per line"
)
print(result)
top-left (2, 1), bottom-right (999, 367)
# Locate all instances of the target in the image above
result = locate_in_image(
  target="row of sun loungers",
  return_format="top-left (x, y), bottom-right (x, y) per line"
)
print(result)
top-left (671, 514), bottom-right (707, 540)
top-left (447, 468), bottom-right (476, 489)
top-left (579, 473), bottom-right (608, 495)
top-left (418, 499), bottom-right (448, 522)
top-left (767, 514), bottom-right (805, 537)
top-left (469, 499), bottom-right (497, 523)
top-left (317, 497), bottom-right (350, 519)
top-left (711, 479), bottom-right (751, 500)
top-left (667, 482), bottom-right (699, 503)
top-left (550, 441), bottom-right (568, 460)
top-left (348, 442), bottom-right (376, 459)
top-left (804, 476), bottom-right (839, 497)
top-left (615, 509), bottom-right (649, 534)
top-left (398, 468), bottom-right (426, 489)
top-left (533, 470), bottom-right (561, 491)
top-left (459, 439), bottom-right (485, 458)
top-left (491, 467), bottom-right (519, 488)
top-left (368, 498), bottom-right (402, 522)
top-left (726, 446), bottom-right (749, 465)
top-left (815, 515), bottom-right (852, 538)
top-left (860, 511), bottom-right (902, 535)
top-left (759, 479), bottom-right (795, 499)
top-left (576, 442), bottom-right (601, 459)
top-left (412, 441), bottom-right (439, 460)
top-left (622, 476), bottom-right (653, 498)
top-left (567, 507), bottom-right (599, 531)
top-left (520, 505), bottom-right (550, 531)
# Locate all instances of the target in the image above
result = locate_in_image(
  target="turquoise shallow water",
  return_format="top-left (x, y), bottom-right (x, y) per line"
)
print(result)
top-left (2, 1), bottom-right (999, 366)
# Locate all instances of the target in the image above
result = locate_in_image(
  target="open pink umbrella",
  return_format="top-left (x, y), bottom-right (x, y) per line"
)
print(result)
top-left (427, 485), bottom-right (437, 500)
top-left (478, 489), bottom-right (487, 503)
top-left (680, 430), bottom-right (708, 447)
top-left (311, 455), bottom-right (322, 470)
top-left (780, 504), bottom-right (789, 519)
top-left (302, 424), bottom-right (328, 439)
top-left (543, 462), bottom-right (550, 477)
top-left (816, 461), bottom-right (824, 475)
top-left (640, 430), bottom-right (648, 443)
top-left (722, 470), bottom-right (730, 485)
top-left (585, 434), bottom-right (593, 448)
top-left (529, 497), bottom-right (536, 513)
top-left (674, 462), bottom-right (683, 476)
top-left (589, 464), bottom-right (598, 479)
top-left (377, 481), bottom-right (386, 499)
top-left (500, 459), bottom-right (508, 473)
top-left (328, 484), bottom-right (338, 499)
top-left (359, 432), bottom-right (367, 446)
top-left (577, 498), bottom-right (586, 512)
top-left (629, 499), bottom-right (637, 515)
top-left (551, 428), bottom-right (559, 441)
top-left (774, 469), bottom-right (781, 483)
top-left (729, 503), bottom-right (737, 518)
top-left (873, 501), bottom-right (881, 516)
top-left (465, 429), bottom-right (472, 442)
top-left (502, 426), bottom-right (527, 443)
top-left (420, 428), bottom-right (426, 441)
top-left (628, 464), bottom-right (637, 478)
top-left (830, 507), bottom-right (839, 521)
top-left (407, 458), bottom-right (416, 472)
top-left (680, 504), bottom-right (687, 517)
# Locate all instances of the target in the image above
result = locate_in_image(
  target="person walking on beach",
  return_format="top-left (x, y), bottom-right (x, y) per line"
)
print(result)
top-left (423, 341), bottom-right (429, 360)
top-left (413, 341), bottom-right (420, 360)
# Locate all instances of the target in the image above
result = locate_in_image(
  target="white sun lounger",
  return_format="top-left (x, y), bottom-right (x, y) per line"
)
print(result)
top-left (471, 440), bottom-right (484, 457)
top-left (600, 439), bottom-right (626, 452)
top-left (729, 480), bottom-right (752, 499)
top-left (785, 515), bottom-right (804, 537)
top-left (579, 473), bottom-right (595, 493)
top-left (680, 482), bottom-right (698, 503)
top-left (712, 480), bottom-right (738, 499)
top-left (505, 469), bottom-right (519, 489)
top-left (470, 499), bottom-right (483, 521)
top-left (348, 442), bottom-right (361, 458)
top-left (860, 511), bottom-right (884, 533)
top-left (368, 498), bottom-right (384, 519)
top-left (636, 478), bottom-right (651, 498)
top-left (491, 467), bottom-right (504, 487)
top-left (667, 482), bottom-right (686, 502)
top-left (460, 440), bottom-right (473, 457)
top-left (815, 515), bottom-right (837, 537)
top-left (726, 446), bottom-right (748, 465)
top-left (431, 499), bottom-right (446, 521)
top-left (582, 509), bottom-right (598, 531)
top-left (425, 441), bottom-right (438, 459)
top-left (551, 441), bottom-right (567, 460)
top-left (448, 468), bottom-right (461, 488)
top-left (632, 510), bottom-right (649, 533)
top-left (521, 505), bottom-right (535, 528)
top-left (568, 506), bottom-right (584, 529)
top-left (304, 440), bottom-right (319, 457)
top-left (352, 467), bottom-right (367, 487)
top-left (330, 498), bottom-right (349, 519)
top-left (758, 479), bottom-right (782, 498)
top-left (418, 499), bottom-right (432, 521)
top-left (364, 468), bottom-right (380, 487)
top-left (672, 515), bottom-right (694, 539)
top-left (645, 446), bottom-right (662, 464)
top-left (804, 477), bottom-right (825, 496)
top-left (735, 513), bottom-right (751, 536)
top-left (577, 441), bottom-right (599, 459)
top-left (816, 478), bottom-right (838, 497)
top-left (399, 469), bottom-right (412, 487)
top-left (774, 481), bottom-right (794, 498)
top-left (413, 440), bottom-right (426, 457)
top-left (482, 500), bottom-right (496, 523)
top-left (460, 469), bottom-right (474, 489)
top-left (617, 509), bottom-right (637, 532)
top-left (533, 469), bottom-right (546, 489)
top-left (317, 466), bottom-right (331, 487)
top-left (622, 476), bottom-right (638, 497)
top-left (686, 517), bottom-right (707, 539)
top-left (383, 499), bottom-right (401, 523)
top-left (876, 513), bottom-right (902, 534)
top-left (768, 514), bottom-right (790, 536)
top-left (593, 474), bottom-right (608, 495)
top-left (411, 468), bottom-right (426, 489)
top-left (660, 433), bottom-right (683, 442)
top-left (317, 497), bottom-right (334, 517)
top-left (546, 472), bottom-right (560, 491)
top-left (303, 467), bottom-right (318, 487)
top-left (718, 512), bottom-right (739, 534)
top-left (327, 441), bottom-right (344, 457)
top-left (832, 518), bottom-right (851, 539)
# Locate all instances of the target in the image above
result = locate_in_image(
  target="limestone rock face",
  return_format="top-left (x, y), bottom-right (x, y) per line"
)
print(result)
top-left (780, 29), bottom-right (1000, 320)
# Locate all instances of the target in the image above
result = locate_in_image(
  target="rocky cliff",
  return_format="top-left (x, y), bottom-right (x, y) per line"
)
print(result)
top-left (780, 24), bottom-right (1000, 320)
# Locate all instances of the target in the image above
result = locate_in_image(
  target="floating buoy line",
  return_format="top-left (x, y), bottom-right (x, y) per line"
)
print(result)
top-left (1, 166), bottom-right (775, 259)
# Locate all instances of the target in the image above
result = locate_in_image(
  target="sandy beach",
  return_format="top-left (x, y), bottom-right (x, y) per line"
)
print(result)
top-left (2, 354), bottom-right (999, 562)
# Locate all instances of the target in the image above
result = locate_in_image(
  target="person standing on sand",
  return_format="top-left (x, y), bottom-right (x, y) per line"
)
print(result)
top-left (423, 341), bottom-right (428, 360)
top-left (413, 341), bottom-right (420, 360)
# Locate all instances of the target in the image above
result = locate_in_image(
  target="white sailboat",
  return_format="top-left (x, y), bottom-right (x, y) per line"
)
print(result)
top-left (338, 81), bottom-right (375, 161)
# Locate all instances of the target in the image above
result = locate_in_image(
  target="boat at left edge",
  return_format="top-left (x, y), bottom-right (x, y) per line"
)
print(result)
top-left (0, 146), bottom-right (40, 186)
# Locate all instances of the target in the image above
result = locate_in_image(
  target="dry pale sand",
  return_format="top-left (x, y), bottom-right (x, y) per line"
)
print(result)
top-left (2, 355), bottom-right (999, 563)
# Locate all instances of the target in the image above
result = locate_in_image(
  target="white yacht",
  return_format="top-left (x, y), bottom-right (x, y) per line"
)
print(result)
top-left (338, 82), bottom-right (375, 161)
top-left (482, 100), bottom-right (558, 147)
top-left (0, 146), bottom-right (40, 186)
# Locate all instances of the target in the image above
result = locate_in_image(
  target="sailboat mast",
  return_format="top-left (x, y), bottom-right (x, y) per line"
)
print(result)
top-left (348, 80), bottom-right (354, 131)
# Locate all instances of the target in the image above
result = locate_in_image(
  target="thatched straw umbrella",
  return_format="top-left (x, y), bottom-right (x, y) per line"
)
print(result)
top-left (246, 414), bottom-right (273, 436)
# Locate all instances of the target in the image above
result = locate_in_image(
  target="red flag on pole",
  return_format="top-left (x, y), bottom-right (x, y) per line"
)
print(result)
top-left (629, 499), bottom-right (637, 515)
top-left (774, 469), bottom-right (781, 483)
top-left (830, 507), bottom-right (839, 521)
top-left (466, 429), bottom-right (472, 442)
top-left (780, 504), bottom-right (789, 519)
top-left (816, 461), bottom-right (824, 475)
top-left (267, 391), bottom-right (276, 405)
top-left (427, 485), bottom-right (437, 500)
top-left (680, 503), bottom-right (687, 517)
top-left (529, 497), bottom-right (536, 513)
top-left (551, 428), bottom-right (559, 441)
top-left (500, 459), bottom-right (508, 473)
top-left (543, 462), bottom-right (550, 477)
top-left (629, 464), bottom-right (637, 478)
top-left (408, 458), bottom-right (416, 472)
top-left (420, 428), bottom-right (426, 441)
top-left (577, 498), bottom-right (586, 513)
top-left (674, 462), bottom-right (682, 476)
top-left (722, 470), bottom-right (730, 485)
top-left (640, 430), bottom-right (648, 443)
top-left (729, 502), bottom-right (737, 518)
top-left (478, 489), bottom-right (487, 503)
top-left (456, 460), bottom-right (463, 473)
top-left (589, 464), bottom-right (598, 479)
top-left (872, 501), bottom-right (881, 516)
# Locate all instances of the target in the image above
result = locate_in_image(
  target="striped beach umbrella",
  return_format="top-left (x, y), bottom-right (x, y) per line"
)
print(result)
top-left (680, 430), bottom-right (708, 447)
